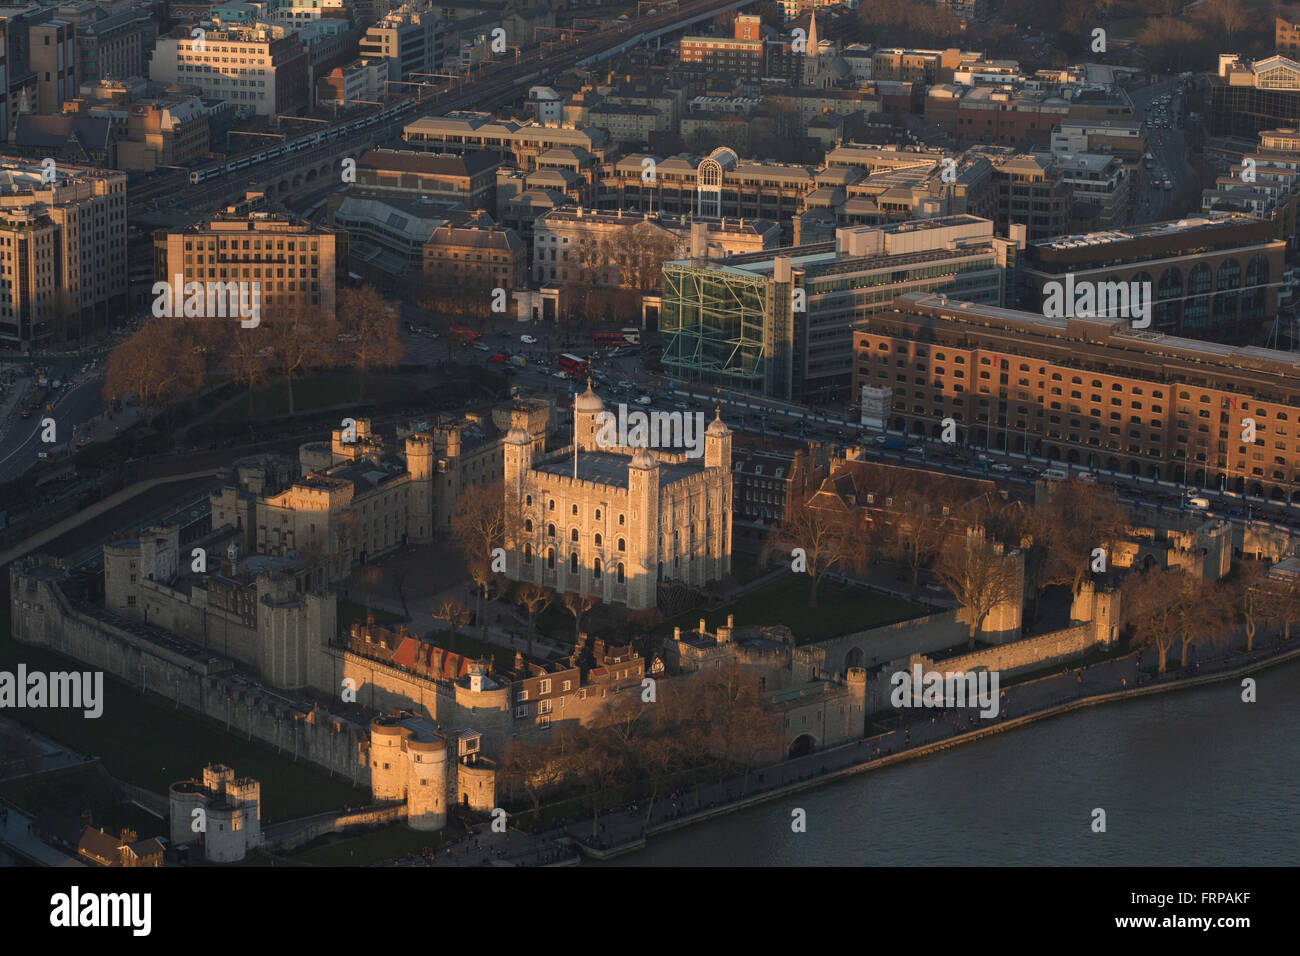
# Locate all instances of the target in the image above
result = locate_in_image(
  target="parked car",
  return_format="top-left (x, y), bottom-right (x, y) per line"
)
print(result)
top-left (521, 334), bottom-right (537, 344)
top-left (991, 463), bottom-right (1014, 473)
top-left (635, 394), bottom-right (652, 405)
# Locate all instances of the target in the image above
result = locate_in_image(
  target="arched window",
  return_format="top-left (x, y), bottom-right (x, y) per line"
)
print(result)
top-left (617, 537), bottom-right (626, 552)
top-left (1188, 263), bottom-right (1212, 295)
top-left (594, 532), bottom-right (602, 547)
top-left (524, 518), bottom-right (533, 533)
top-left (547, 523), bottom-right (555, 537)
top-left (548, 499), bottom-right (555, 511)
top-left (594, 558), bottom-right (602, 579)
top-left (569, 552), bottom-right (578, 573)
top-left (547, 548), bottom-right (555, 569)
top-left (523, 543), bottom-right (532, 564)
top-left (570, 528), bottom-right (578, 542)
top-left (616, 563), bottom-right (625, 583)
top-left (1216, 258), bottom-right (1241, 291)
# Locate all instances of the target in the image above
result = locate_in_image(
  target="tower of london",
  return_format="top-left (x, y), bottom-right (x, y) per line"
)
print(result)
top-left (503, 384), bottom-right (733, 610)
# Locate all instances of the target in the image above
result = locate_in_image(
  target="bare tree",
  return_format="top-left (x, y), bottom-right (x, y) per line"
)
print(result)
top-left (502, 735), bottom-right (568, 817)
top-left (1233, 561), bottom-right (1276, 652)
top-left (1039, 479), bottom-right (1129, 596)
top-left (433, 597), bottom-right (471, 649)
top-left (886, 493), bottom-right (947, 601)
top-left (336, 284), bottom-right (404, 399)
top-left (562, 590), bottom-right (598, 643)
top-left (264, 305), bottom-right (339, 414)
top-left (1122, 567), bottom-right (1191, 674)
top-left (103, 319), bottom-right (205, 421)
top-left (770, 490), bottom-right (867, 608)
top-left (450, 481), bottom-right (508, 633)
top-left (515, 582), bottom-right (554, 653)
top-left (933, 531), bottom-right (1021, 649)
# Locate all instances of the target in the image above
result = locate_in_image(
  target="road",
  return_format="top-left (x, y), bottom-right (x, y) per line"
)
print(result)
top-left (1128, 78), bottom-right (1192, 224)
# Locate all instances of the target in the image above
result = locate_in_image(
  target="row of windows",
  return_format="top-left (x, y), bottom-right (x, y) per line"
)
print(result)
top-left (522, 546), bottom-right (627, 580)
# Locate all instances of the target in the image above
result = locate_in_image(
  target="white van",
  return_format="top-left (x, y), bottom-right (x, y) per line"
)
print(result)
top-left (1042, 468), bottom-right (1069, 481)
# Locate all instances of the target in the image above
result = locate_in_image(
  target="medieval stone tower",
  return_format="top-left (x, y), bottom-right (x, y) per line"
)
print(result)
top-left (626, 445), bottom-right (661, 609)
top-left (501, 385), bottom-right (733, 611)
top-left (406, 433), bottom-right (435, 543)
top-left (168, 764), bottom-right (263, 863)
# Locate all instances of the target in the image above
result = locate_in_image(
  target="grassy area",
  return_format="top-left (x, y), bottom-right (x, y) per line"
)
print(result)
top-left (729, 555), bottom-right (776, 586)
top-left (0, 610), bottom-right (366, 823)
top-left (666, 576), bottom-right (925, 645)
top-left (286, 822), bottom-right (450, 865)
top-left (213, 373), bottom-right (414, 421)
top-left (1109, 17), bottom-right (1148, 39)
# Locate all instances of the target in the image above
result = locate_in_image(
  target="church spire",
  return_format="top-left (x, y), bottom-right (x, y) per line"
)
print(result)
top-left (807, 9), bottom-right (818, 52)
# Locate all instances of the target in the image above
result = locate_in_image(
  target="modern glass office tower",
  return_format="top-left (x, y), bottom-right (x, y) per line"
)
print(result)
top-left (660, 215), bottom-right (1017, 404)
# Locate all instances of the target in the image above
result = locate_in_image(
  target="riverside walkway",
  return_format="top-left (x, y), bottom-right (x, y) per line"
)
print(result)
top-left (380, 632), bottom-right (1298, 867)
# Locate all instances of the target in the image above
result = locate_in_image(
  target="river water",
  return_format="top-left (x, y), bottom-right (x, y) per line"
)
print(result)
top-left (611, 658), bottom-right (1300, 866)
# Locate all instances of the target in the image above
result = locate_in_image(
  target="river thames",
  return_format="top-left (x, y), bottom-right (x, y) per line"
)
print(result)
top-left (610, 657), bottom-right (1300, 866)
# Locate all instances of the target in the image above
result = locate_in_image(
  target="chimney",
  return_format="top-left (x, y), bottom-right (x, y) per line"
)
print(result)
top-left (698, 618), bottom-right (707, 635)
top-left (674, 626), bottom-right (681, 641)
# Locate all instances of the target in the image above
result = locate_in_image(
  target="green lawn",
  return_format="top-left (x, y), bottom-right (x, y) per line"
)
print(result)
top-left (0, 611), bottom-right (366, 823)
top-left (666, 576), bottom-right (925, 645)
top-left (286, 821), bottom-right (450, 865)
top-left (1108, 17), bottom-right (1148, 39)
top-left (214, 373), bottom-right (414, 421)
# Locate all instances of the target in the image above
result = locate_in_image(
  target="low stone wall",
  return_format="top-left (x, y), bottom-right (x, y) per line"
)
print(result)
top-left (265, 802), bottom-right (406, 853)
top-left (920, 623), bottom-right (1096, 678)
top-left (801, 610), bottom-right (967, 680)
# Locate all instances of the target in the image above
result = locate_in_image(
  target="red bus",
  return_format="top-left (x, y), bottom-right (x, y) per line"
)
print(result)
top-left (449, 325), bottom-right (484, 343)
top-left (558, 353), bottom-right (589, 378)
top-left (593, 332), bottom-right (629, 347)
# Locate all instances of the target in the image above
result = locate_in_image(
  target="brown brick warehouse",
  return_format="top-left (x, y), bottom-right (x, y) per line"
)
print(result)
top-left (853, 292), bottom-right (1300, 499)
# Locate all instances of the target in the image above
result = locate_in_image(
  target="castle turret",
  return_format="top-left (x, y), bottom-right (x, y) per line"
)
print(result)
top-left (405, 433), bottom-right (435, 543)
top-left (574, 382), bottom-right (605, 452)
top-left (705, 407), bottom-right (731, 470)
top-left (626, 445), bottom-right (661, 610)
top-left (404, 735), bottom-right (448, 831)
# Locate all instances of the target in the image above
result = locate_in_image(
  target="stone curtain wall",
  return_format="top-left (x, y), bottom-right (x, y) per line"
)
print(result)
top-left (800, 610), bottom-right (968, 681)
top-left (11, 570), bottom-right (371, 787)
top-left (914, 622), bottom-right (1096, 678)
